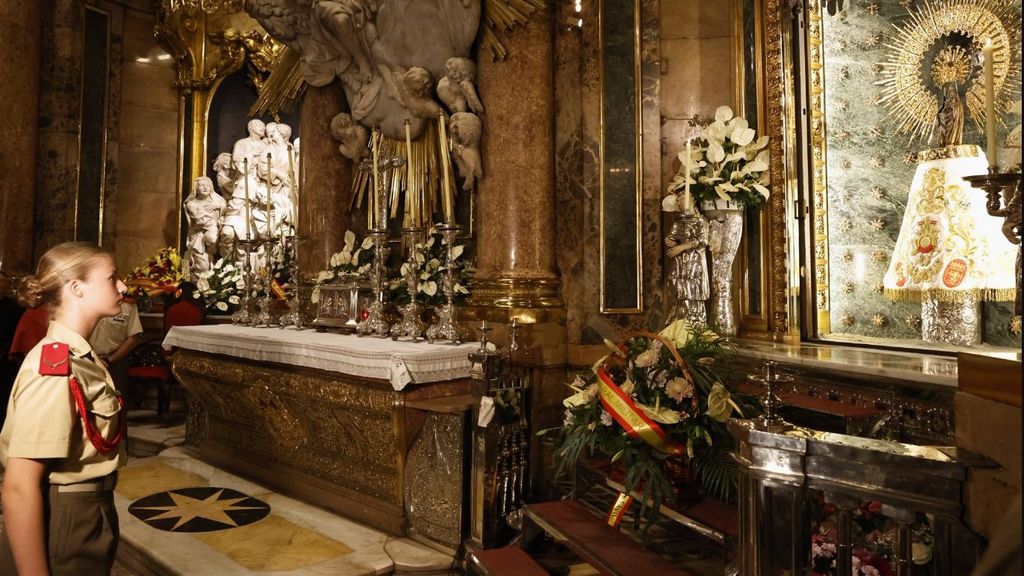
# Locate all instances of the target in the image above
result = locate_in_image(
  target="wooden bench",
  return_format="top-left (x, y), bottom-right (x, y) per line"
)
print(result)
top-left (466, 546), bottom-right (549, 576)
top-left (524, 500), bottom-right (695, 576)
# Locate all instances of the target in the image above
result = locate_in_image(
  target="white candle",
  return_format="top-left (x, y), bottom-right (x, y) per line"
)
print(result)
top-left (683, 139), bottom-right (694, 211)
top-left (266, 153), bottom-right (274, 237)
top-left (371, 128), bottom-right (381, 229)
top-left (405, 119), bottom-right (415, 226)
top-left (438, 111), bottom-right (453, 223)
top-left (287, 144), bottom-right (297, 231)
top-left (983, 40), bottom-right (997, 167)
top-left (243, 158), bottom-right (251, 239)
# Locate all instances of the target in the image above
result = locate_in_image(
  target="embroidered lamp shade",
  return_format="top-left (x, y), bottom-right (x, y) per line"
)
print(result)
top-left (884, 146), bottom-right (1017, 303)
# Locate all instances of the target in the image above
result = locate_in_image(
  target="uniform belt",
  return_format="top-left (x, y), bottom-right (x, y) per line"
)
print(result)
top-left (54, 473), bottom-right (118, 493)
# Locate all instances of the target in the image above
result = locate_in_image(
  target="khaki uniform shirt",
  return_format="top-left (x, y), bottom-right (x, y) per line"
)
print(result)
top-left (89, 302), bottom-right (142, 358)
top-left (0, 320), bottom-right (126, 484)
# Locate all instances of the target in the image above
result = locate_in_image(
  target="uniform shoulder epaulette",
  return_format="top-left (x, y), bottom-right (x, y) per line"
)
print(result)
top-left (39, 342), bottom-right (71, 376)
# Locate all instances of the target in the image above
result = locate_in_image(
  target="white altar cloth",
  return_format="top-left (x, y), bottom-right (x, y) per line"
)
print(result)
top-left (163, 325), bottom-right (477, 384)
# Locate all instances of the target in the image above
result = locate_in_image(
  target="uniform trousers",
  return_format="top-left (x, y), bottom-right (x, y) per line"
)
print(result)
top-left (0, 481), bottom-right (119, 575)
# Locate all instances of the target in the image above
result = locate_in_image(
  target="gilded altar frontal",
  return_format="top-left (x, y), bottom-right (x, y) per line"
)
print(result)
top-left (0, 1), bottom-right (1020, 575)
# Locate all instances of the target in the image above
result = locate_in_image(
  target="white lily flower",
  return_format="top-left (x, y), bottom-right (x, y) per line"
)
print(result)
top-left (747, 150), bottom-right (769, 172)
top-left (228, 295), bottom-right (240, 304)
top-left (707, 142), bottom-right (726, 163)
top-left (344, 230), bottom-right (356, 250)
top-left (450, 245), bottom-right (465, 260)
top-left (361, 237), bottom-right (374, 249)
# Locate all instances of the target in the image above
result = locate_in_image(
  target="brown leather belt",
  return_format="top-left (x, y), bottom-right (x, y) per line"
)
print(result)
top-left (54, 472), bottom-right (118, 493)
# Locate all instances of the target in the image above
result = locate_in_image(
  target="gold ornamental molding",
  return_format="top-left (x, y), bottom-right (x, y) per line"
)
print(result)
top-left (806, 0), bottom-right (831, 335)
top-left (876, 0), bottom-right (1022, 144)
top-left (467, 277), bottom-right (563, 308)
top-left (763, 0), bottom-right (792, 338)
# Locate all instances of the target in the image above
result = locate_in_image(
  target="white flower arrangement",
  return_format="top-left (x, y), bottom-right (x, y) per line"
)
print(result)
top-left (664, 106), bottom-right (771, 211)
top-left (195, 258), bottom-right (245, 314)
top-left (311, 230), bottom-right (374, 304)
top-left (390, 226), bottom-right (472, 306)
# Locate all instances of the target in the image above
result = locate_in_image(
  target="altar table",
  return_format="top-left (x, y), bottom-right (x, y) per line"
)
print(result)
top-left (163, 325), bottom-right (480, 550)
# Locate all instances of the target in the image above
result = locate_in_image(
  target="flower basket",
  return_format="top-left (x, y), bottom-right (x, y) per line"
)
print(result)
top-left (546, 320), bottom-right (754, 525)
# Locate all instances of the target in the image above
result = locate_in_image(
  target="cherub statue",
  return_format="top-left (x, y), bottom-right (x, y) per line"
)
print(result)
top-left (397, 67), bottom-right (443, 119)
top-left (330, 112), bottom-right (370, 163)
top-left (450, 111), bottom-right (483, 191)
top-left (184, 176), bottom-right (227, 279)
top-left (664, 197), bottom-right (710, 327)
top-left (437, 57), bottom-right (484, 114)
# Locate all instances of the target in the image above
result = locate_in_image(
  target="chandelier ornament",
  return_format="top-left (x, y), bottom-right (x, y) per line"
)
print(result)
top-left (875, 0), bottom-right (1021, 144)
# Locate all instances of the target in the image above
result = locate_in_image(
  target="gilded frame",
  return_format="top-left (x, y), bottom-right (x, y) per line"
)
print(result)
top-left (598, 0), bottom-right (644, 314)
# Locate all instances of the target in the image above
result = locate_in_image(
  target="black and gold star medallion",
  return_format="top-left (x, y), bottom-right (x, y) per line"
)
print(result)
top-left (129, 487), bottom-right (271, 533)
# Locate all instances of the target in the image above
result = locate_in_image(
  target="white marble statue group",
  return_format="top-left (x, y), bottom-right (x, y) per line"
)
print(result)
top-left (247, 0), bottom-right (485, 192)
top-left (183, 119), bottom-right (299, 279)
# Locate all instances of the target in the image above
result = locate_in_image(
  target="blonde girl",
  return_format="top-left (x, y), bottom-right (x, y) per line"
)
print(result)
top-left (0, 242), bottom-right (128, 575)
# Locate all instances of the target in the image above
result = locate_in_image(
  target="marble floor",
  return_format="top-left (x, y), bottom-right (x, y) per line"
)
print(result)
top-left (2, 410), bottom-right (457, 576)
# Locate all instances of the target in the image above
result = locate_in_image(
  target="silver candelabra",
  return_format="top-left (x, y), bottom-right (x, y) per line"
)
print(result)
top-left (231, 239), bottom-right (258, 325)
top-left (426, 223), bottom-right (464, 344)
top-left (391, 227), bottom-right (427, 340)
top-left (279, 234), bottom-right (307, 330)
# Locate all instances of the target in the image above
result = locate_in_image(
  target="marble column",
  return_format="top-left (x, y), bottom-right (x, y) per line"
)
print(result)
top-left (469, 5), bottom-right (561, 309)
top-left (298, 82), bottom-right (351, 277)
top-left (0, 0), bottom-right (42, 272)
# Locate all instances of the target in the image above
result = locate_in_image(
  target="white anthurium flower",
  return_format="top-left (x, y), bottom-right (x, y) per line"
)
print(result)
top-left (223, 263), bottom-right (234, 272)
top-left (358, 263), bottom-right (371, 274)
top-left (749, 135), bottom-right (769, 151)
top-left (361, 237), bottom-right (374, 249)
top-left (228, 295), bottom-right (240, 305)
top-left (662, 194), bottom-right (679, 212)
top-left (329, 253), bottom-right (340, 268)
top-left (723, 151), bottom-right (746, 165)
top-left (338, 251), bottom-right (352, 266)
top-left (352, 248), bottom-right (361, 263)
top-left (310, 286), bottom-right (320, 303)
top-left (420, 271), bottom-right (430, 281)
top-left (704, 122), bottom-right (728, 144)
top-left (450, 245), bottom-right (465, 260)
top-left (344, 230), bottom-right (356, 250)
top-left (747, 150), bottom-right (770, 173)
top-left (707, 142), bottom-right (726, 163)
top-left (715, 105), bottom-right (734, 123)
top-left (638, 403), bottom-right (682, 425)
top-left (421, 280), bottom-right (438, 296)
top-left (196, 277), bottom-right (210, 292)
top-left (753, 182), bottom-right (771, 199)
top-left (216, 301), bottom-right (229, 311)
top-left (428, 258), bottom-right (441, 270)
top-left (426, 236), bottom-right (435, 248)
top-left (455, 283), bottom-right (469, 294)
top-left (317, 270), bottom-right (334, 282)
top-left (715, 186), bottom-right (734, 200)
top-left (699, 175), bottom-right (723, 185)
top-left (236, 279), bottom-right (246, 289)
top-left (400, 263), bottom-right (410, 276)
top-left (659, 319), bottom-right (692, 348)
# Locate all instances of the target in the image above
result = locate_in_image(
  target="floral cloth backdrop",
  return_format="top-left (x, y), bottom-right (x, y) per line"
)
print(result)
top-left (820, 1), bottom-right (1021, 346)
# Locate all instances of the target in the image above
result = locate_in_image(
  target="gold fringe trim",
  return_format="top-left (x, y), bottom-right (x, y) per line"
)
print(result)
top-left (249, 47), bottom-right (305, 118)
top-left (884, 287), bottom-right (1018, 303)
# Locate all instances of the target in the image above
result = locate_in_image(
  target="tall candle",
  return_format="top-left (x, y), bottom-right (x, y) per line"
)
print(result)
top-left (243, 158), bottom-right (251, 239)
top-left (438, 111), bottom-right (453, 223)
top-left (287, 143), bottom-right (297, 231)
top-left (983, 40), bottom-right (997, 167)
top-left (683, 139), bottom-right (693, 211)
top-left (404, 119), bottom-right (415, 226)
top-left (266, 153), bottom-right (274, 238)
top-left (372, 127), bottom-right (381, 229)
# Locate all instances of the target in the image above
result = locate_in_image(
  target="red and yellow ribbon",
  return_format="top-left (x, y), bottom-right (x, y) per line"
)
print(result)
top-left (607, 492), bottom-right (634, 527)
top-left (596, 366), bottom-right (685, 456)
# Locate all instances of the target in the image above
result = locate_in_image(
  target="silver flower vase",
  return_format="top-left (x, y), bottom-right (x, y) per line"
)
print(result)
top-left (701, 199), bottom-right (744, 337)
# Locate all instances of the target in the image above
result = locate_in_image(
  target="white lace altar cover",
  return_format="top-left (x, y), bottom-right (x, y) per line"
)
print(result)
top-left (163, 325), bottom-right (477, 384)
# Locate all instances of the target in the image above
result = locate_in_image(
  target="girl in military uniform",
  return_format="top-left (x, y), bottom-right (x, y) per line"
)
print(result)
top-left (0, 242), bottom-right (128, 575)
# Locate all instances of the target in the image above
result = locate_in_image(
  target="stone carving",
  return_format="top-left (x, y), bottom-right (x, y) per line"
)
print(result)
top-left (184, 176), bottom-right (228, 279)
top-left (450, 111), bottom-right (483, 191)
top-left (329, 112), bottom-right (370, 163)
top-left (437, 57), bottom-right (484, 114)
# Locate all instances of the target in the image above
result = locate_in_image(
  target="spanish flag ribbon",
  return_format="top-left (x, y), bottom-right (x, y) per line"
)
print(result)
top-left (271, 279), bottom-right (288, 300)
top-left (607, 492), bottom-right (634, 527)
top-left (596, 366), bottom-right (685, 456)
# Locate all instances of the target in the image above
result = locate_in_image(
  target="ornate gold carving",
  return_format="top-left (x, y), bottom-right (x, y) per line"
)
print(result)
top-left (404, 413), bottom-right (466, 551)
top-left (807, 0), bottom-right (830, 335)
top-left (468, 277), bottom-right (563, 308)
top-left (877, 0), bottom-right (1022, 143)
top-left (482, 0), bottom-right (549, 61)
top-left (916, 144), bottom-right (982, 162)
top-left (763, 0), bottom-right (792, 337)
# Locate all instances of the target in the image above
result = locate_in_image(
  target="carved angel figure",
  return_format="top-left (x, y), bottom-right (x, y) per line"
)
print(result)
top-left (450, 111), bottom-right (483, 191)
top-left (437, 57), bottom-right (484, 114)
top-left (330, 112), bottom-right (370, 163)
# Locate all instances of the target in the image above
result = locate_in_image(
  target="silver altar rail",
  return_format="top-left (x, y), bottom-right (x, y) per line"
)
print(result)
top-left (729, 419), bottom-right (989, 576)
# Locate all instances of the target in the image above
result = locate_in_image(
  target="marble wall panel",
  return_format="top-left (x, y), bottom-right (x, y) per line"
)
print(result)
top-left (120, 64), bottom-right (178, 110)
top-left (0, 3), bottom-right (41, 273)
top-left (660, 0), bottom-right (732, 39)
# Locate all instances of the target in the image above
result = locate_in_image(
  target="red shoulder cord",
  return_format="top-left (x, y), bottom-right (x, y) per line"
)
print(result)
top-left (67, 376), bottom-right (126, 454)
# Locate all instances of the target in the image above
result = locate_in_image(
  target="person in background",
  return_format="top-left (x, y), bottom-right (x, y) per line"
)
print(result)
top-left (0, 271), bottom-right (26, 427)
top-left (8, 302), bottom-right (50, 364)
top-left (164, 282), bottom-right (203, 333)
top-left (88, 298), bottom-right (143, 393)
top-left (0, 241), bottom-right (128, 575)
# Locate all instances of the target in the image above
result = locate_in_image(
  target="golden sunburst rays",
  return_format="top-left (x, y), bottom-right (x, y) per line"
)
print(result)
top-left (875, 0), bottom-right (1022, 145)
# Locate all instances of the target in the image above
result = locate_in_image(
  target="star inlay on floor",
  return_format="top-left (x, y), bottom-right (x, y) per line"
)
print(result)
top-left (129, 487), bottom-right (271, 533)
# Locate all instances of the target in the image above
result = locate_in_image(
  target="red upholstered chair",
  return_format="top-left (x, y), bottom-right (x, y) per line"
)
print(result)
top-left (127, 297), bottom-right (203, 414)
